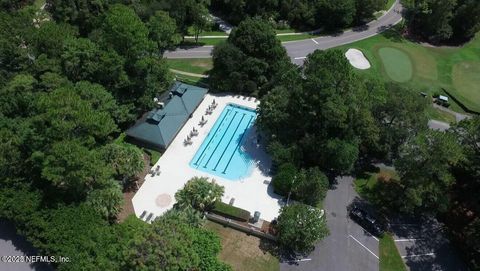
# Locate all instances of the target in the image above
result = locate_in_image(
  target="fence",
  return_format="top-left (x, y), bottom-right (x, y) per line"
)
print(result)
top-left (205, 212), bottom-right (278, 242)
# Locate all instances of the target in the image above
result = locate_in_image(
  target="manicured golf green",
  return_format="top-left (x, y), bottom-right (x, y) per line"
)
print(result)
top-left (333, 28), bottom-right (480, 113)
top-left (378, 47), bottom-right (413, 82)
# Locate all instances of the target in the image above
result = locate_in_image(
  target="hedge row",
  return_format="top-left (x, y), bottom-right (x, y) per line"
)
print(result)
top-left (211, 201), bottom-right (251, 222)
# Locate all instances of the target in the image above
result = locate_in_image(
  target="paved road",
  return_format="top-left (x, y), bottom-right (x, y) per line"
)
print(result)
top-left (428, 120), bottom-right (451, 131)
top-left (0, 219), bottom-right (52, 271)
top-left (281, 177), bottom-right (379, 271)
top-left (389, 217), bottom-right (468, 271)
top-left (164, 0), bottom-right (403, 65)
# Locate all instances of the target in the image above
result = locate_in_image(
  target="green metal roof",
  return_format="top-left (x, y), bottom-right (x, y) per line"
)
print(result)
top-left (126, 82), bottom-right (208, 149)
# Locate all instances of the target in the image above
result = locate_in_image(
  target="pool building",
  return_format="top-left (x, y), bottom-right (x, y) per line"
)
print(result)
top-left (126, 82), bottom-right (208, 150)
top-left (131, 87), bottom-right (283, 222)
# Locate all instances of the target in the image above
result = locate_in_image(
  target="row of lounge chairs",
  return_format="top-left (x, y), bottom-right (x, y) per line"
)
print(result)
top-left (139, 210), bottom-right (156, 223)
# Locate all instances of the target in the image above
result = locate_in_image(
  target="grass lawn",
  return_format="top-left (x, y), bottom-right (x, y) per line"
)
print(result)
top-left (143, 148), bottom-right (161, 166)
top-left (354, 167), bottom-right (398, 200)
top-left (172, 73), bottom-right (210, 87)
top-left (333, 29), bottom-right (480, 113)
top-left (384, 0), bottom-right (396, 10)
top-left (205, 221), bottom-right (279, 271)
top-left (166, 58), bottom-right (212, 75)
top-left (425, 106), bottom-right (457, 123)
top-left (183, 37), bottom-right (227, 46)
top-left (379, 234), bottom-right (408, 271)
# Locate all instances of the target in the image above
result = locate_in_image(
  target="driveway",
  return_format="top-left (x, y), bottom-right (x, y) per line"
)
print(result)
top-left (281, 176), bottom-right (380, 271)
top-left (164, 0), bottom-right (403, 63)
top-left (389, 217), bottom-right (468, 271)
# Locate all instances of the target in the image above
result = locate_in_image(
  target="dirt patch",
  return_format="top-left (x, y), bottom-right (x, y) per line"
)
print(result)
top-left (205, 221), bottom-right (279, 271)
top-left (117, 153), bottom-right (151, 222)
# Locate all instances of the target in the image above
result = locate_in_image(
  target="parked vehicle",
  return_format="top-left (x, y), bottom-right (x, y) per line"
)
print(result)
top-left (349, 206), bottom-right (385, 237)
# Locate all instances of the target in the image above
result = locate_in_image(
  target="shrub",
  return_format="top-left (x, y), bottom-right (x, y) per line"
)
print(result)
top-left (272, 163), bottom-right (297, 195)
top-left (211, 201), bottom-right (251, 222)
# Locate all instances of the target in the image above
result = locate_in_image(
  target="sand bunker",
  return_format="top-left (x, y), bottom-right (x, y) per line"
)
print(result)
top-left (345, 49), bottom-right (371, 70)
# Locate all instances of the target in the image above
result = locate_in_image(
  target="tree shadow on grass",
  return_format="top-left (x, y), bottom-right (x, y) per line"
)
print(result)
top-left (178, 40), bottom-right (207, 48)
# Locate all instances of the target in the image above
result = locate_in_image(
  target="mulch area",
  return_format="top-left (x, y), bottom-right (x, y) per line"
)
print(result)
top-left (117, 153), bottom-right (152, 222)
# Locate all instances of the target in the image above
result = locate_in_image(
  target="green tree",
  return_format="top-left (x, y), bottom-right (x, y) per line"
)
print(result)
top-left (29, 21), bottom-right (77, 58)
top-left (101, 4), bottom-right (155, 62)
top-left (174, 177), bottom-right (225, 211)
top-left (277, 204), bottom-right (329, 254)
top-left (355, 0), bottom-right (384, 23)
top-left (0, 0), bottom-right (34, 11)
top-left (395, 130), bottom-right (465, 214)
top-left (404, 0), bottom-right (457, 42)
top-left (322, 138), bottom-right (359, 173)
top-left (192, 3), bottom-right (210, 44)
top-left (86, 180), bottom-right (124, 220)
top-left (132, 56), bottom-right (172, 111)
top-left (0, 74), bottom-right (38, 117)
top-left (73, 81), bottom-right (132, 124)
top-left (373, 83), bottom-right (428, 159)
top-left (210, 18), bottom-right (289, 95)
top-left (32, 86), bottom-right (117, 147)
top-left (272, 163), bottom-right (297, 196)
top-left (47, 0), bottom-right (109, 35)
top-left (34, 140), bottom-right (113, 198)
top-left (123, 210), bottom-right (231, 271)
top-left (148, 11), bottom-right (181, 53)
top-left (316, 0), bottom-right (356, 29)
top-left (452, 0), bottom-right (480, 41)
top-left (101, 143), bottom-right (144, 186)
top-left (258, 50), bottom-right (382, 173)
top-left (293, 167), bottom-right (329, 206)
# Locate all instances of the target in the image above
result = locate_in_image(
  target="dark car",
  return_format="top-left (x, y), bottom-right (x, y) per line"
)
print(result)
top-left (349, 206), bottom-right (385, 237)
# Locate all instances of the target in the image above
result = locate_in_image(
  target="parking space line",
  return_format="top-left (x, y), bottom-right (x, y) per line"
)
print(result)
top-left (294, 57), bottom-right (306, 60)
top-left (395, 238), bottom-right (422, 242)
top-left (311, 38), bottom-right (319, 44)
top-left (348, 235), bottom-right (379, 260)
top-left (401, 253), bottom-right (435, 258)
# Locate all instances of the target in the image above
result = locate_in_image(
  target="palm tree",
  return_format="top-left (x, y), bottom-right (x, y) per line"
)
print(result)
top-left (175, 177), bottom-right (225, 211)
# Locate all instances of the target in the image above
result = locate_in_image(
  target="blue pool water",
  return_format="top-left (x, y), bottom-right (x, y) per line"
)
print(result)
top-left (190, 104), bottom-right (256, 180)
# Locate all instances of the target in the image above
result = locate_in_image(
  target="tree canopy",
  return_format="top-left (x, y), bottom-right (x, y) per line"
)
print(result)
top-left (277, 204), bottom-right (329, 254)
top-left (210, 17), bottom-right (290, 96)
top-left (404, 0), bottom-right (480, 42)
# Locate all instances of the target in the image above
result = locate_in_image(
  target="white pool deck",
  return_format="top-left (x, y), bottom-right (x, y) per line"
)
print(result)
top-left (132, 93), bottom-right (284, 222)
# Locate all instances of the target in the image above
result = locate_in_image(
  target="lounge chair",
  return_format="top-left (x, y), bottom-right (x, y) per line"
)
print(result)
top-left (139, 210), bottom-right (147, 219)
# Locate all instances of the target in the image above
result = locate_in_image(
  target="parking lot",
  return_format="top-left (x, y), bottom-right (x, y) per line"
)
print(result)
top-left (389, 218), bottom-right (468, 271)
top-left (281, 176), bottom-right (380, 271)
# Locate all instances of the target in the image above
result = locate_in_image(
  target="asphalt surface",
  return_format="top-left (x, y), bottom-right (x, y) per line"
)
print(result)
top-left (281, 177), bottom-right (380, 271)
top-left (164, 0), bottom-right (403, 65)
top-left (428, 120), bottom-right (451, 131)
top-left (389, 218), bottom-right (468, 271)
top-left (0, 219), bottom-right (53, 271)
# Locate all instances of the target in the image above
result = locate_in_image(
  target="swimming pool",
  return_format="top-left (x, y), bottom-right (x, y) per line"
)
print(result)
top-left (190, 104), bottom-right (256, 180)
